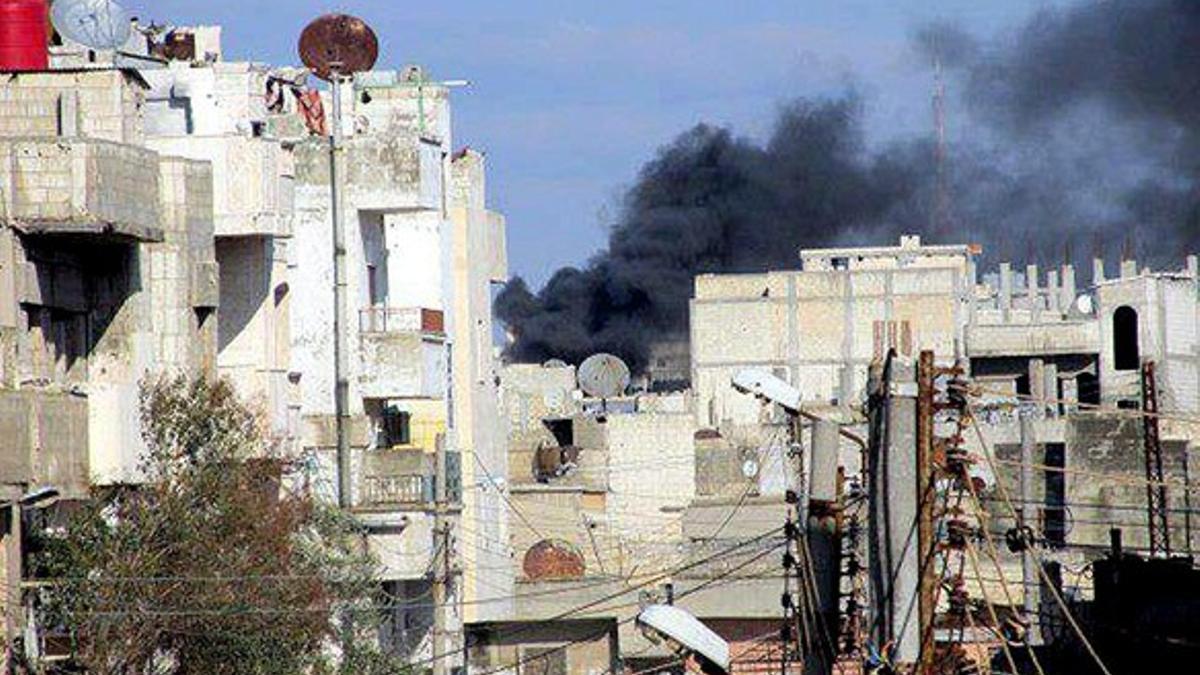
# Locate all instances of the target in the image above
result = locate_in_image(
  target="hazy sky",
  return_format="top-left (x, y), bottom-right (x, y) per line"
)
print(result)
top-left (147, 1), bottom-right (1060, 286)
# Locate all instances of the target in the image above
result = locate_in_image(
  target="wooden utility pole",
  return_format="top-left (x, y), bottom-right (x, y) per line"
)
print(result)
top-left (432, 435), bottom-right (452, 675)
top-left (915, 351), bottom-right (936, 671)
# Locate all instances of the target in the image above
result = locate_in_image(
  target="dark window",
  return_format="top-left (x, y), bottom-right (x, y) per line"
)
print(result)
top-left (1043, 443), bottom-right (1066, 549)
top-left (544, 419), bottom-right (574, 447)
top-left (1113, 306), bottom-right (1140, 371)
top-left (1015, 374), bottom-right (1031, 397)
top-left (378, 406), bottom-right (411, 447)
top-left (521, 647), bottom-right (567, 675)
top-left (1077, 372), bottom-right (1100, 406)
top-left (831, 256), bottom-right (849, 270)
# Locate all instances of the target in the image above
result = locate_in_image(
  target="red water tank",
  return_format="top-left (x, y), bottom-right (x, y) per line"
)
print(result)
top-left (0, 0), bottom-right (48, 72)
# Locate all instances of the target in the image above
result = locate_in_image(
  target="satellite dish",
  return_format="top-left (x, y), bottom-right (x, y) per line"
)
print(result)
top-left (542, 358), bottom-right (568, 369)
top-left (52, 0), bottom-right (132, 50)
top-left (577, 353), bottom-right (630, 399)
top-left (1075, 294), bottom-right (1094, 315)
top-left (298, 13), bottom-right (379, 81)
top-left (637, 604), bottom-right (730, 673)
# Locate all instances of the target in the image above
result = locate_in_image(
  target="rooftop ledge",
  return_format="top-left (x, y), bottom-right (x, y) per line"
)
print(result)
top-left (9, 218), bottom-right (164, 243)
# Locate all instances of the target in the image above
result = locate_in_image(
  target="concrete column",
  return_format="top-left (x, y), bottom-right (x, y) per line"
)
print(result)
top-left (1121, 258), bottom-right (1138, 278)
top-left (868, 357), bottom-right (920, 664)
top-left (1093, 257), bottom-right (1105, 285)
top-left (1019, 412), bottom-right (1043, 644)
top-left (1043, 363), bottom-right (1059, 418)
top-left (1028, 359), bottom-right (1045, 413)
top-left (1046, 270), bottom-right (1060, 314)
top-left (1026, 263), bottom-right (1040, 320)
top-left (1187, 255), bottom-right (1198, 280)
top-left (1061, 265), bottom-right (1076, 312)
top-left (1062, 376), bottom-right (1079, 414)
top-left (999, 262), bottom-right (1013, 322)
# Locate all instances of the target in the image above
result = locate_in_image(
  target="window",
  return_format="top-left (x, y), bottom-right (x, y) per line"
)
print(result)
top-left (1043, 443), bottom-right (1066, 549)
top-left (831, 256), bottom-right (849, 270)
top-left (1113, 306), bottom-right (1140, 371)
top-left (376, 406), bottom-right (411, 447)
top-left (544, 419), bottom-right (574, 447)
top-left (520, 647), bottom-right (567, 675)
top-left (1077, 372), bottom-right (1100, 406)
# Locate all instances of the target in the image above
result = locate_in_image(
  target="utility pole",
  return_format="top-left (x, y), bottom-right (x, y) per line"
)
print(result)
top-left (1141, 361), bottom-right (1170, 557)
top-left (432, 434), bottom-right (452, 675)
top-left (916, 351), bottom-right (936, 670)
top-left (1019, 409), bottom-right (1042, 644)
top-left (328, 71), bottom-right (353, 509)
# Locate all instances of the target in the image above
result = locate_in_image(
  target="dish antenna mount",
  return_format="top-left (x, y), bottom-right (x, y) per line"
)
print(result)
top-left (52, 0), bottom-right (132, 51)
top-left (577, 353), bottom-right (631, 399)
top-left (298, 13), bottom-right (379, 81)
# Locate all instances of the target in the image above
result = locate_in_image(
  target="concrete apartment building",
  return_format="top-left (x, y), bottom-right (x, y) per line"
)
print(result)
top-left (470, 363), bottom-right (789, 673)
top-left (0, 66), bottom-right (218, 656)
top-left (282, 65), bottom-right (509, 666)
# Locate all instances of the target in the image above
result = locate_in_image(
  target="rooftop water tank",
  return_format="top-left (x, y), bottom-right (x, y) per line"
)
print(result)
top-left (0, 0), bottom-right (49, 72)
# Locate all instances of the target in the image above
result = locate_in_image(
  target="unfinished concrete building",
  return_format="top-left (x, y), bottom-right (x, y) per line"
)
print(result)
top-left (0, 66), bottom-right (218, 651)
top-left (138, 39), bottom-right (296, 442)
top-left (689, 233), bottom-right (1200, 661)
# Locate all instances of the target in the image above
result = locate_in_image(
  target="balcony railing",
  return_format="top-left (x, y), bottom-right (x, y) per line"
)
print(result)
top-left (358, 306), bottom-right (445, 335)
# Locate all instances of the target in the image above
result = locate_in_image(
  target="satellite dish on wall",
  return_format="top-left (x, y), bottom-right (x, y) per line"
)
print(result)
top-left (51, 0), bottom-right (132, 50)
top-left (298, 13), bottom-right (379, 81)
top-left (577, 353), bottom-right (631, 399)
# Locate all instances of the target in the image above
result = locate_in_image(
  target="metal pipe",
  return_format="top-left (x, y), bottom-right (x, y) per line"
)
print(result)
top-left (330, 73), bottom-right (352, 509)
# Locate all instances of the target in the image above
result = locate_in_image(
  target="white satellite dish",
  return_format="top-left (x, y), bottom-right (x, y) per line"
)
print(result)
top-left (637, 604), bottom-right (730, 673)
top-left (577, 353), bottom-right (631, 399)
top-left (52, 0), bottom-right (132, 51)
top-left (1075, 293), bottom-right (1095, 315)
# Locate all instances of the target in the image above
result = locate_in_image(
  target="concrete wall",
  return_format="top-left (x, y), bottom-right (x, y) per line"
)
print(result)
top-left (0, 69), bottom-right (146, 145)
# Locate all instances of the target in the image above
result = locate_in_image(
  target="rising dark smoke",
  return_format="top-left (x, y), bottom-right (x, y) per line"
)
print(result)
top-left (497, 0), bottom-right (1200, 372)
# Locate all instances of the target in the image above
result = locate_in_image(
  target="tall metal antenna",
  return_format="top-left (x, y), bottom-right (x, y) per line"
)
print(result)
top-left (931, 53), bottom-right (951, 240)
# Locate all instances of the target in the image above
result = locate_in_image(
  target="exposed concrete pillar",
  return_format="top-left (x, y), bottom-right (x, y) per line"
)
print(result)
top-left (1187, 255), bottom-right (1198, 280)
top-left (1046, 269), bottom-right (1060, 314)
top-left (999, 262), bottom-right (1013, 322)
top-left (868, 357), bottom-right (920, 664)
top-left (1121, 258), bottom-right (1138, 278)
top-left (1062, 376), bottom-right (1079, 414)
top-left (1026, 263), bottom-right (1040, 319)
top-left (1043, 363), bottom-right (1059, 418)
top-left (1061, 264), bottom-right (1077, 311)
top-left (1028, 359), bottom-right (1045, 412)
top-left (1093, 257), bottom-right (1105, 285)
top-left (1019, 412), bottom-right (1043, 644)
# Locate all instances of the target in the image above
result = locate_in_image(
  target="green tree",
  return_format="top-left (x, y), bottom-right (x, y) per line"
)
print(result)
top-left (33, 375), bottom-right (405, 674)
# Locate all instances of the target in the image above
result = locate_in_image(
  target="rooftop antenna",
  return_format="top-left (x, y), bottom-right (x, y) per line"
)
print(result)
top-left (931, 50), bottom-right (951, 241)
top-left (296, 13), bottom-right (378, 511)
top-left (51, 0), bottom-right (132, 51)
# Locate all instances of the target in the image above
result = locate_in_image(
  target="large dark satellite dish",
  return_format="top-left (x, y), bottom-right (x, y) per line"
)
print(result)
top-left (298, 13), bottom-right (378, 81)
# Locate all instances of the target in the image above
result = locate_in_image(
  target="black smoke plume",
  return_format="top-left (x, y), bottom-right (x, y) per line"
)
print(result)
top-left (496, 0), bottom-right (1200, 372)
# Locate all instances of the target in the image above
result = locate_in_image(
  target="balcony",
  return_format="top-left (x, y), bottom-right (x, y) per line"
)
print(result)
top-left (359, 306), bottom-right (445, 335)
top-left (0, 138), bottom-right (163, 242)
top-left (358, 307), bottom-right (448, 399)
